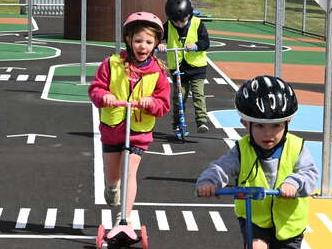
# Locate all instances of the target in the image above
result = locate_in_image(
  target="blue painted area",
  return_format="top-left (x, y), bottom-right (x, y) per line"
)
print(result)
top-left (211, 105), bottom-right (323, 132)
top-left (209, 105), bottom-right (331, 188)
top-left (291, 105), bottom-right (323, 132)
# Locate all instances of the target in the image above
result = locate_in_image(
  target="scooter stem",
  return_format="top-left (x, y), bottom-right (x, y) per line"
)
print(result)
top-left (120, 102), bottom-right (132, 223)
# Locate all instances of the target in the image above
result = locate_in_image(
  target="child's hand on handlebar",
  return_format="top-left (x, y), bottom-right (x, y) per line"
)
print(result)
top-left (196, 184), bottom-right (216, 197)
top-left (157, 44), bottom-right (167, 52)
top-left (102, 93), bottom-right (117, 107)
top-left (279, 183), bottom-right (297, 198)
top-left (185, 44), bottom-right (198, 51)
top-left (139, 97), bottom-right (154, 109)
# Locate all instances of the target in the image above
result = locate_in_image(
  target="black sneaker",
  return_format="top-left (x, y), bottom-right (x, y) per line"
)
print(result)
top-left (197, 123), bottom-right (209, 133)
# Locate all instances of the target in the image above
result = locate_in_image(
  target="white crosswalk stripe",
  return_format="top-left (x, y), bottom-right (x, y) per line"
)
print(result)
top-left (44, 208), bottom-right (57, 229)
top-left (0, 74), bottom-right (11, 80)
top-left (155, 210), bottom-right (170, 231)
top-left (209, 211), bottom-right (228, 231)
top-left (16, 74), bottom-right (29, 81)
top-left (72, 209), bottom-right (85, 229)
top-left (35, 75), bottom-right (47, 82)
top-left (0, 74), bottom-right (47, 82)
top-left (0, 208), bottom-right (330, 238)
top-left (182, 211), bottom-right (199, 231)
top-left (101, 209), bottom-right (113, 230)
top-left (131, 210), bottom-right (141, 230)
top-left (16, 208), bottom-right (31, 229)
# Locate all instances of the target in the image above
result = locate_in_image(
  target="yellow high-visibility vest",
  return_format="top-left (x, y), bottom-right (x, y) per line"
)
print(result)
top-left (167, 16), bottom-right (207, 69)
top-left (236, 133), bottom-right (307, 240)
top-left (100, 55), bottom-right (158, 132)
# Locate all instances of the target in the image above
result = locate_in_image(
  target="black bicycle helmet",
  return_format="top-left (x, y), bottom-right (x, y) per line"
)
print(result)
top-left (235, 75), bottom-right (298, 123)
top-left (165, 0), bottom-right (193, 22)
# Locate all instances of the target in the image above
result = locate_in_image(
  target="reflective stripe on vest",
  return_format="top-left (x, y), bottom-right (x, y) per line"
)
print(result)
top-left (236, 133), bottom-right (308, 240)
top-left (100, 55), bottom-right (158, 132)
top-left (166, 16), bottom-right (207, 69)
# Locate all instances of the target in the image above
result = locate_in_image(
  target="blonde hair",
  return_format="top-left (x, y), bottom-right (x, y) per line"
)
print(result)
top-left (122, 23), bottom-right (169, 76)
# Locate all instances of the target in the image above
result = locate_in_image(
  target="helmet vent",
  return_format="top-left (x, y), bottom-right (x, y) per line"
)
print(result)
top-left (256, 98), bottom-right (265, 113)
top-left (251, 80), bottom-right (259, 91)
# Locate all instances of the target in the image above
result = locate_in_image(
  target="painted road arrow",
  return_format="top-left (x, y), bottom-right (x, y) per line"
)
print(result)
top-left (6, 134), bottom-right (57, 144)
top-left (146, 144), bottom-right (195, 156)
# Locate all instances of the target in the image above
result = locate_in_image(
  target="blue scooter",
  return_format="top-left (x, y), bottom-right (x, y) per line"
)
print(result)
top-left (157, 47), bottom-right (196, 142)
top-left (215, 187), bottom-right (280, 249)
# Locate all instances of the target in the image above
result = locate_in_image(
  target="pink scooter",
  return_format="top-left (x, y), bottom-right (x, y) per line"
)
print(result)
top-left (96, 101), bottom-right (148, 249)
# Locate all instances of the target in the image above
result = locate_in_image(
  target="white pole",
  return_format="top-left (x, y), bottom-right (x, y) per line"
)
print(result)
top-left (27, 0), bottom-right (33, 53)
top-left (274, 0), bottom-right (284, 77)
top-left (302, 0), bottom-right (307, 33)
top-left (115, 0), bottom-right (122, 53)
top-left (321, 0), bottom-right (332, 197)
top-left (80, 0), bottom-right (87, 85)
top-left (263, 0), bottom-right (268, 23)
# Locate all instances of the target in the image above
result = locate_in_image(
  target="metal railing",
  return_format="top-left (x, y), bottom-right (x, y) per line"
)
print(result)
top-left (19, 0), bottom-right (64, 16)
top-left (193, 0), bottom-right (326, 38)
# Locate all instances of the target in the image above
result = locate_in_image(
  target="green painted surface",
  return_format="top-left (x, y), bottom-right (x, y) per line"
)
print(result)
top-left (0, 42), bottom-right (58, 61)
top-left (55, 65), bottom-right (98, 76)
top-left (208, 50), bottom-right (325, 65)
top-left (0, 23), bottom-right (26, 32)
top-left (46, 65), bottom-right (98, 102)
top-left (48, 81), bottom-right (90, 102)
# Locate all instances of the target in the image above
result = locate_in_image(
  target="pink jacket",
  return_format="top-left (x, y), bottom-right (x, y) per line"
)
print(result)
top-left (89, 52), bottom-right (170, 150)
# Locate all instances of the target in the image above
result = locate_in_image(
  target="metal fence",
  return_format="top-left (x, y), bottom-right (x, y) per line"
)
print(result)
top-left (192, 0), bottom-right (326, 38)
top-left (19, 0), bottom-right (64, 16)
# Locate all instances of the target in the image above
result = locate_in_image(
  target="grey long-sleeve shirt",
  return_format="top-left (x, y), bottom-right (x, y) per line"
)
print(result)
top-left (196, 144), bottom-right (319, 196)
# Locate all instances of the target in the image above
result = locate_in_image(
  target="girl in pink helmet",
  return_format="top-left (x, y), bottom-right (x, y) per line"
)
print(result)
top-left (89, 12), bottom-right (170, 225)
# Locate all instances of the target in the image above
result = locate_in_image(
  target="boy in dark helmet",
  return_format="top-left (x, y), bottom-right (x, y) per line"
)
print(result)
top-left (196, 75), bottom-right (318, 249)
top-left (158, 0), bottom-right (210, 133)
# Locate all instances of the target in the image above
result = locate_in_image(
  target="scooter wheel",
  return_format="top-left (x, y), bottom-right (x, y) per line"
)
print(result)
top-left (96, 224), bottom-right (105, 249)
top-left (140, 225), bottom-right (148, 249)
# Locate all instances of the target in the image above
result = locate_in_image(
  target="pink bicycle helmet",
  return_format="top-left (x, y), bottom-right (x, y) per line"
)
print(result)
top-left (123, 11), bottom-right (164, 44)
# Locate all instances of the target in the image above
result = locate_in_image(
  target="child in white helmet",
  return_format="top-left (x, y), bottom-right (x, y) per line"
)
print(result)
top-left (196, 75), bottom-right (318, 249)
top-left (89, 12), bottom-right (170, 225)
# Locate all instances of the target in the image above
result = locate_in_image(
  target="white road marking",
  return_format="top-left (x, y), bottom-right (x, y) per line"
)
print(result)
top-left (73, 209), bottom-right (84, 229)
top-left (316, 213), bottom-right (332, 232)
top-left (301, 239), bottom-right (312, 249)
top-left (131, 210), bottom-right (141, 230)
top-left (44, 208), bottom-right (57, 229)
top-left (92, 104), bottom-right (106, 205)
top-left (16, 208), bottom-right (31, 229)
top-left (209, 211), bottom-right (228, 231)
top-left (101, 209), bottom-right (112, 229)
top-left (0, 74), bottom-right (10, 80)
top-left (214, 78), bottom-right (227, 84)
top-left (134, 202), bottom-right (234, 207)
top-left (35, 75), bottom-right (47, 81)
top-left (156, 210), bottom-right (170, 230)
top-left (16, 74), bottom-right (29, 81)
top-left (0, 234), bottom-right (95, 239)
top-left (182, 211), bottom-right (199, 231)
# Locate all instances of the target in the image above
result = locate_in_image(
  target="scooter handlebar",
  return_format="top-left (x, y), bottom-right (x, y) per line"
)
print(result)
top-left (215, 187), bottom-right (280, 200)
top-left (155, 47), bottom-right (198, 53)
top-left (111, 101), bottom-right (141, 108)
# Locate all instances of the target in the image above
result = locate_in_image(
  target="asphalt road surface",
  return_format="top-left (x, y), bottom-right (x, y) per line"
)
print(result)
top-left (0, 16), bottom-right (301, 249)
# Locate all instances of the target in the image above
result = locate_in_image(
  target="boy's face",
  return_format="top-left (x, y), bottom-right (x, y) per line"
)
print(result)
top-left (241, 120), bottom-right (287, 150)
top-left (171, 15), bottom-right (190, 28)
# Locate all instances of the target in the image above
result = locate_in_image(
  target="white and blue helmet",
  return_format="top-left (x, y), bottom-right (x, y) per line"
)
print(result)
top-left (235, 75), bottom-right (298, 123)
